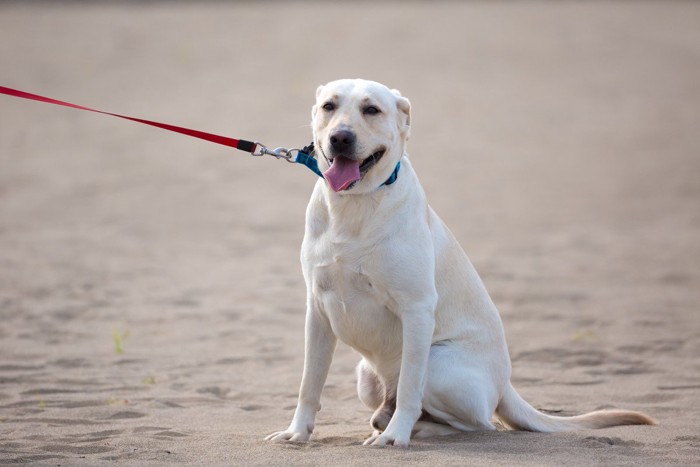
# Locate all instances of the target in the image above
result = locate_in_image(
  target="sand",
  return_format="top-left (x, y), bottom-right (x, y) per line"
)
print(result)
top-left (0, 1), bottom-right (699, 465)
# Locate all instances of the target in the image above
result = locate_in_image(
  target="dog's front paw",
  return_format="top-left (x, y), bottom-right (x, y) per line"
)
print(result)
top-left (362, 431), bottom-right (410, 448)
top-left (265, 425), bottom-right (312, 443)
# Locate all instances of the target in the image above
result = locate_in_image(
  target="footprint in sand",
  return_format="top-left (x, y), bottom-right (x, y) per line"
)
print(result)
top-left (64, 429), bottom-right (124, 443)
top-left (154, 430), bottom-right (190, 439)
top-left (197, 386), bottom-right (230, 398)
top-left (105, 410), bottom-right (146, 420)
top-left (38, 444), bottom-right (115, 454)
top-left (239, 404), bottom-right (265, 411)
top-left (674, 435), bottom-right (700, 448)
top-left (583, 436), bottom-right (642, 448)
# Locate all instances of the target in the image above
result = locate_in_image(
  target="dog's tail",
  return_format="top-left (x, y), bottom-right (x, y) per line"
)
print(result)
top-left (495, 383), bottom-right (656, 432)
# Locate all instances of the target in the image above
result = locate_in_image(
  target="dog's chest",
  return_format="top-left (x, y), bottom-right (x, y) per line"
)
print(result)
top-left (308, 242), bottom-right (401, 357)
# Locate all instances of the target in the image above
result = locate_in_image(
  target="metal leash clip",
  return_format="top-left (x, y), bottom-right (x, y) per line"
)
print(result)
top-left (251, 141), bottom-right (323, 178)
top-left (252, 143), bottom-right (299, 163)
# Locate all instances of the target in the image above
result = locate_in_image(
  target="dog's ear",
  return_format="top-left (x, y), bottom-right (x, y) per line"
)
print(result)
top-left (312, 85), bottom-right (325, 119)
top-left (392, 89), bottom-right (411, 139)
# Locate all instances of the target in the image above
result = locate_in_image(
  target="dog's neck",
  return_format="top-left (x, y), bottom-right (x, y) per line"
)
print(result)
top-left (318, 156), bottom-right (418, 238)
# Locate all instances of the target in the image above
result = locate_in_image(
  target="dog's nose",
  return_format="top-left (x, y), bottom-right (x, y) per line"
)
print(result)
top-left (329, 130), bottom-right (356, 154)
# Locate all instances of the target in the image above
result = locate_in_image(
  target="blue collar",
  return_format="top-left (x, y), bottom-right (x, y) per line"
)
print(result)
top-left (381, 160), bottom-right (401, 187)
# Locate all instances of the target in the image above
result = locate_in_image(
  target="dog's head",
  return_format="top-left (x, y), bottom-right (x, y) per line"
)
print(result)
top-left (312, 79), bottom-right (411, 194)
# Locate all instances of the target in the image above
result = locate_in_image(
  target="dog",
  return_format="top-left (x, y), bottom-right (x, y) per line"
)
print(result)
top-left (265, 79), bottom-right (655, 447)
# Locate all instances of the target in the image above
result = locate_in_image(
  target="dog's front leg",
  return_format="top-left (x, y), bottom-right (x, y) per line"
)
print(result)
top-left (364, 304), bottom-right (435, 448)
top-left (265, 302), bottom-right (337, 443)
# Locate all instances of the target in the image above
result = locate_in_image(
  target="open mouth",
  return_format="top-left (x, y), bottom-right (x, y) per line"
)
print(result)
top-left (359, 148), bottom-right (386, 175)
top-left (324, 147), bottom-right (386, 192)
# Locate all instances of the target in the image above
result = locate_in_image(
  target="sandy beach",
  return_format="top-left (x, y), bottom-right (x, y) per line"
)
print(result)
top-left (1, 1), bottom-right (699, 465)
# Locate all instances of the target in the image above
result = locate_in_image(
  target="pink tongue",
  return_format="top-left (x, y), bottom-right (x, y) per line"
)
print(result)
top-left (323, 156), bottom-right (361, 192)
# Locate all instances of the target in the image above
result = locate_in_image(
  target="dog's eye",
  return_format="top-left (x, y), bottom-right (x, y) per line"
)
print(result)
top-left (322, 102), bottom-right (335, 112)
top-left (363, 106), bottom-right (381, 116)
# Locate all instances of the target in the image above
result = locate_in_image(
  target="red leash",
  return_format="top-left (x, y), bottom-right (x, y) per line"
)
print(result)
top-left (0, 85), bottom-right (258, 153)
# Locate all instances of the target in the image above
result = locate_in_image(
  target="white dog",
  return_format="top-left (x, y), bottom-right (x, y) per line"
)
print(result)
top-left (266, 79), bottom-right (655, 447)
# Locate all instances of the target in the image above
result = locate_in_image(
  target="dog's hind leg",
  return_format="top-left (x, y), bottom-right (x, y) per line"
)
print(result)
top-left (371, 398), bottom-right (396, 433)
top-left (356, 359), bottom-right (383, 410)
top-left (412, 421), bottom-right (461, 438)
top-left (422, 344), bottom-right (503, 432)
top-left (357, 359), bottom-right (397, 433)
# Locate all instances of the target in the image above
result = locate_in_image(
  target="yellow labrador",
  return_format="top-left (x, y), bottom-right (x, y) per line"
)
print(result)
top-left (266, 79), bottom-right (654, 447)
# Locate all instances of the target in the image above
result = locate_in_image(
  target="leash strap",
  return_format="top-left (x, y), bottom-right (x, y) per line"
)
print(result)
top-left (0, 85), bottom-right (399, 183)
top-left (0, 84), bottom-right (261, 154)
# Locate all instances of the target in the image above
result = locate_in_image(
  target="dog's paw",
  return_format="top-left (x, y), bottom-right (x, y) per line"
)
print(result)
top-left (265, 428), bottom-right (312, 443)
top-left (362, 432), bottom-right (410, 448)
